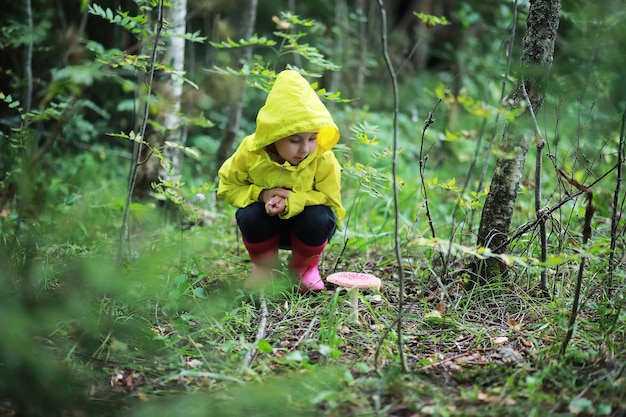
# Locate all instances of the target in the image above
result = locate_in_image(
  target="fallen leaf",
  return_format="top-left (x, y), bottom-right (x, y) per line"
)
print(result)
top-left (186, 358), bottom-right (203, 368)
top-left (424, 310), bottom-right (442, 319)
top-left (492, 336), bottom-right (508, 344)
top-left (569, 397), bottom-right (594, 415)
top-left (498, 347), bottom-right (524, 364)
top-left (477, 389), bottom-right (500, 403)
top-left (509, 318), bottom-right (524, 330)
top-left (368, 294), bottom-right (382, 302)
top-left (272, 15), bottom-right (293, 30)
top-left (477, 389), bottom-right (516, 405)
top-left (111, 368), bottom-right (145, 394)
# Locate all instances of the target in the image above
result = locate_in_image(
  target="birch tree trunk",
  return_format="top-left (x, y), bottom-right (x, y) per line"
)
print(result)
top-left (476, 0), bottom-right (561, 279)
top-left (214, 0), bottom-right (258, 174)
top-left (134, 0), bottom-right (187, 197)
top-left (327, 0), bottom-right (348, 98)
top-left (355, 0), bottom-right (368, 100)
top-left (159, 0), bottom-right (187, 182)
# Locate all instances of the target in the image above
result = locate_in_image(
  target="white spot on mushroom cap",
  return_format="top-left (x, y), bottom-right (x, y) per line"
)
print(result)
top-left (325, 272), bottom-right (381, 289)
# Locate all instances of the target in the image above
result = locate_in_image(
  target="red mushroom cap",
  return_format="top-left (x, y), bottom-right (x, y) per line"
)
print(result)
top-left (325, 272), bottom-right (381, 289)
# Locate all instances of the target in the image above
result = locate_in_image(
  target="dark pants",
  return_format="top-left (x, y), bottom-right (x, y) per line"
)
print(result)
top-left (236, 203), bottom-right (336, 248)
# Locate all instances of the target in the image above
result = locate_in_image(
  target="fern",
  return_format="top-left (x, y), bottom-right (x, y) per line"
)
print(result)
top-left (209, 35), bottom-right (276, 49)
top-left (88, 4), bottom-right (146, 37)
top-left (209, 12), bottom-right (343, 97)
top-left (413, 11), bottom-right (451, 27)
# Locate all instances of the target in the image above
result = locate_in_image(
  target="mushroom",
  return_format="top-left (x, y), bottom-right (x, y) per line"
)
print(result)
top-left (325, 272), bottom-right (382, 323)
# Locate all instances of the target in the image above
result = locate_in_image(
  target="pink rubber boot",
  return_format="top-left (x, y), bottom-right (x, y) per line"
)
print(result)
top-left (242, 234), bottom-right (280, 290)
top-left (290, 236), bottom-right (327, 292)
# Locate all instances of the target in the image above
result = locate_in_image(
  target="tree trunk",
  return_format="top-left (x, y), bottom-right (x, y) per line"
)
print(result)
top-left (159, 0), bottom-right (187, 182)
top-left (214, 0), bottom-right (258, 175)
top-left (327, 0), bottom-right (348, 98)
top-left (476, 0), bottom-right (561, 279)
top-left (134, 0), bottom-right (187, 197)
top-left (355, 0), bottom-right (368, 100)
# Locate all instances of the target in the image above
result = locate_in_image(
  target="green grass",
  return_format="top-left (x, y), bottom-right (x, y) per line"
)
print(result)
top-left (1, 193), bottom-right (625, 417)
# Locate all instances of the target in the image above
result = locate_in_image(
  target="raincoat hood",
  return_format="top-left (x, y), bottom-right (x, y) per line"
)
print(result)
top-left (250, 70), bottom-right (340, 153)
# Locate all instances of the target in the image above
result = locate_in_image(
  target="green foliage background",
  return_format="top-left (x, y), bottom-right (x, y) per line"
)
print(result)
top-left (0, 0), bottom-right (625, 416)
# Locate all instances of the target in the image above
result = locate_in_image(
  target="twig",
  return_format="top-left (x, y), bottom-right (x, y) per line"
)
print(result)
top-left (495, 163), bottom-right (617, 254)
top-left (418, 111), bottom-right (438, 242)
top-left (521, 80), bottom-right (549, 295)
top-left (608, 106), bottom-right (625, 295)
top-left (334, 182), bottom-right (362, 272)
top-left (559, 171), bottom-right (595, 357)
top-left (31, 96), bottom-right (78, 164)
top-left (374, 315), bottom-right (399, 372)
top-left (240, 292), bottom-right (268, 372)
top-left (416, 97), bottom-right (448, 277)
top-left (375, 0), bottom-right (407, 373)
top-left (163, 369), bottom-right (242, 384)
top-left (292, 317), bottom-right (318, 350)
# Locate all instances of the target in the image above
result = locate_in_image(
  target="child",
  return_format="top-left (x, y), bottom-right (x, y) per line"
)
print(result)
top-left (217, 70), bottom-right (345, 292)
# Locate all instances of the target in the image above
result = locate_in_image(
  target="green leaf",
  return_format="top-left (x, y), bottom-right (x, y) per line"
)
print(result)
top-left (285, 350), bottom-right (306, 362)
top-left (174, 274), bottom-right (188, 288)
top-left (192, 287), bottom-right (207, 299)
top-left (257, 339), bottom-right (273, 354)
top-left (424, 310), bottom-right (442, 319)
top-left (413, 12), bottom-right (450, 26)
top-left (568, 397), bottom-right (594, 415)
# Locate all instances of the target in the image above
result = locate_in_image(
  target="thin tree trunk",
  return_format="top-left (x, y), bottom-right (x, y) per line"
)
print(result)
top-left (159, 0), bottom-right (187, 181)
top-left (327, 0), bottom-right (347, 98)
top-left (120, 1), bottom-right (164, 261)
top-left (24, 0), bottom-right (33, 113)
top-left (376, 0), bottom-right (407, 373)
top-left (476, 0), bottom-right (561, 279)
top-left (134, 0), bottom-right (187, 197)
top-left (214, 0), bottom-right (258, 174)
top-left (608, 106), bottom-right (625, 295)
top-left (287, 0), bottom-right (302, 68)
top-left (355, 0), bottom-right (368, 100)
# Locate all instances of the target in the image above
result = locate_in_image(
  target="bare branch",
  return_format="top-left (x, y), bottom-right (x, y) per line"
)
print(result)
top-left (240, 293), bottom-right (268, 372)
top-left (375, 0), bottom-right (407, 373)
top-left (608, 106), bottom-right (626, 295)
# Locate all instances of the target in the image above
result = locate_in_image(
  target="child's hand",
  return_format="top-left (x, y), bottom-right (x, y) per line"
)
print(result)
top-left (265, 196), bottom-right (286, 216)
top-left (260, 188), bottom-right (290, 216)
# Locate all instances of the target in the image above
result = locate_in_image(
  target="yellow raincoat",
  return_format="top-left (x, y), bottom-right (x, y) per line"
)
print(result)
top-left (217, 70), bottom-right (345, 222)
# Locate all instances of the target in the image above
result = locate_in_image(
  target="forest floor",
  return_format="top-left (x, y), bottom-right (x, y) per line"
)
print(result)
top-left (3, 226), bottom-right (624, 417)
top-left (94, 248), bottom-right (626, 417)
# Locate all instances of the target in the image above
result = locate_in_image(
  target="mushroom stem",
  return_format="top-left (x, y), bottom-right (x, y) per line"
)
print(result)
top-left (325, 272), bottom-right (381, 325)
top-left (348, 289), bottom-right (360, 323)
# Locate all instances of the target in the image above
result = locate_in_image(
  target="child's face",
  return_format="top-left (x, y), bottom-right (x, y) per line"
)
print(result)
top-left (274, 132), bottom-right (318, 165)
